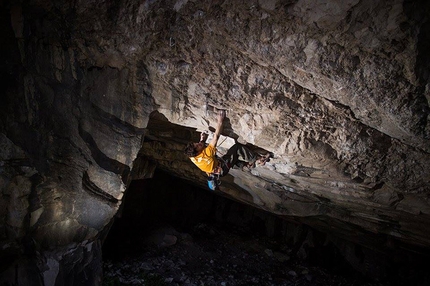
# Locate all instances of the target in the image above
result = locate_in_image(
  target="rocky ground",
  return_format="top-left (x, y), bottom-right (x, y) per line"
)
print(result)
top-left (103, 223), bottom-right (385, 286)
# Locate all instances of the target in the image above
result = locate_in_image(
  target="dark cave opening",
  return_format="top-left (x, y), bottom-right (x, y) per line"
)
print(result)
top-left (100, 169), bottom-right (426, 286)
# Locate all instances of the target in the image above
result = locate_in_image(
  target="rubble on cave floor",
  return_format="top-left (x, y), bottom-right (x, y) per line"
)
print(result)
top-left (103, 224), bottom-right (385, 286)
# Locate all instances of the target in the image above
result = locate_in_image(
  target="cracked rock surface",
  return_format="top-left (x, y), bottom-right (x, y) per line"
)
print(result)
top-left (1, 0), bottom-right (429, 284)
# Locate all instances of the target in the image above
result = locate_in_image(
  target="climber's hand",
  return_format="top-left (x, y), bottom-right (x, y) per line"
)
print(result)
top-left (217, 110), bottom-right (226, 122)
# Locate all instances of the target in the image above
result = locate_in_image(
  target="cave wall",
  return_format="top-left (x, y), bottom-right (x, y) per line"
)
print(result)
top-left (0, 0), bottom-right (429, 284)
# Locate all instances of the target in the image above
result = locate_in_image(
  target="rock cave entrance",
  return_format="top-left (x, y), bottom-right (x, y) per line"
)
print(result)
top-left (101, 112), bottom-right (429, 285)
top-left (102, 112), bottom-right (364, 284)
top-left (102, 168), bottom-right (429, 286)
top-left (102, 169), bottom-right (366, 285)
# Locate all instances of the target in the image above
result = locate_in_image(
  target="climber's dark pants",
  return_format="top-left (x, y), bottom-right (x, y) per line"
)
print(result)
top-left (222, 143), bottom-right (256, 168)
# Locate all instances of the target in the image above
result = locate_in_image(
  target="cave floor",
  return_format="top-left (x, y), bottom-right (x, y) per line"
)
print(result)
top-left (102, 223), bottom-right (384, 286)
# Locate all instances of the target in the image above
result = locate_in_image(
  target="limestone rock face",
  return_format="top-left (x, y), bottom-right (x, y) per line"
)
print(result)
top-left (0, 0), bottom-right (429, 284)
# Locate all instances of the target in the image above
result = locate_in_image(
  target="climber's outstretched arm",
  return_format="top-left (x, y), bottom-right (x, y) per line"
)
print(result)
top-left (209, 110), bottom-right (226, 147)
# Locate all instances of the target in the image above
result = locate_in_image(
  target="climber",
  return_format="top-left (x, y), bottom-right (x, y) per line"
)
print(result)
top-left (184, 110), bottom-right (271, 190)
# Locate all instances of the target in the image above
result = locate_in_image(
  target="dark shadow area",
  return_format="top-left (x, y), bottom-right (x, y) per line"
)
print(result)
top-left (102, 169), bottom-right (430, 286)
top-left (216, 113), bottom-right (240, 142)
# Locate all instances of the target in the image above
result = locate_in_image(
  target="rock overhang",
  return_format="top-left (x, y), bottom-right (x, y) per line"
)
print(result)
top-left (0, 0), bottom-right (429, 284)
top-left (138, 113), bottom-right (430, 253)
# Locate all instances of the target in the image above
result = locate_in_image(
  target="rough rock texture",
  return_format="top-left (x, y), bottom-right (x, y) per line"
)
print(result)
top-left (0, 0), bottom-right (429, 284)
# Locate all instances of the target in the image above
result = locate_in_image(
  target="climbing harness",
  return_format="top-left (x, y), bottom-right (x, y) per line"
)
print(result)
top-left (207, 157), bottom-right (231, 191)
